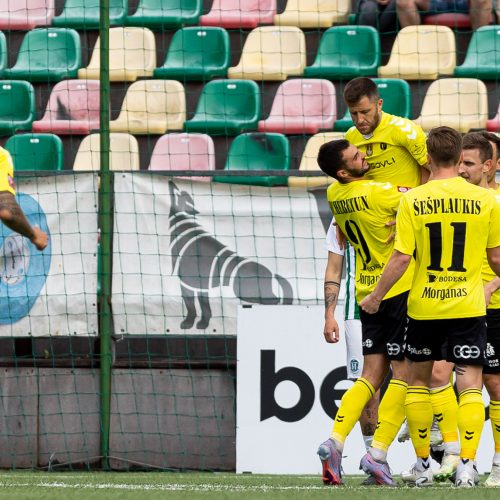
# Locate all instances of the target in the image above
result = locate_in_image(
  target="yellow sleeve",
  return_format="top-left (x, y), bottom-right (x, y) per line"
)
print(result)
top-left (487, 195), bottom-right (500, 248)
top-left (393, 194), bottom-right (415, 256)
top-left (0, 147), bottom-right (15, 195)
top-left (391, 118), bottom-right (428, 167)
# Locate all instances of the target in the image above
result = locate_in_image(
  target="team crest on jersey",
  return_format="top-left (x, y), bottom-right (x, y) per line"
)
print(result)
top-left (398, 186), bottom-right (410, 193)
top-left (7, 175), bottom-right (14, 190)
top-left (380, 143), bottom-right (387, 150)
top-left (365, 144), bottom-right (373, 157)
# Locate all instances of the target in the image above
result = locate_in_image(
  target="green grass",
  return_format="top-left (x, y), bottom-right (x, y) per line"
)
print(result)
top-left (0, 472), bottom-right (496, 500)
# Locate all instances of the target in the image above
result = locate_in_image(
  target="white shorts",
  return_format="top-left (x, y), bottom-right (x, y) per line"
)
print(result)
top-left (345, 319), bottom-right (363, 380)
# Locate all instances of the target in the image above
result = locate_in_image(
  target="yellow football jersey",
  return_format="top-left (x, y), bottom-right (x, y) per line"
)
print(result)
top-left (0, 147), bottom-right (15, 195)
top-left (327, 179), bottom-right (414, 302)
top-left (345, 112), bottom-right (427, 190)
top-left (395, 177), bottom-right (500, 319)
top-left (483, 183), bottom-right (500, 310)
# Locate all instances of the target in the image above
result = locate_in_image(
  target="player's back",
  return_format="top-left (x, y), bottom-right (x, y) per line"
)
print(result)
top-left (395, 176), bottom-right (500, 319)
top-left (327, 179), bottom-right (413, 301)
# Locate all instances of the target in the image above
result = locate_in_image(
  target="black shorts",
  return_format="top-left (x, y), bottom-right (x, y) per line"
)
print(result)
top-left (484, 308), bottom-right (500, 374)
top-left (359, 291), bottom-right (408, 360)
top-left (405, 316), bottom-right (487, 365)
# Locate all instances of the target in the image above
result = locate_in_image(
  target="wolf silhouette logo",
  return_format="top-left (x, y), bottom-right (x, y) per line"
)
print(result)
top-left (168, 181), bottom-right (294, 330)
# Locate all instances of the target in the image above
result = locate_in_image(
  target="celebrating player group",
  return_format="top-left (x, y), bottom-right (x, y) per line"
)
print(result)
top-left (316, 77), bottom-right (500, 488)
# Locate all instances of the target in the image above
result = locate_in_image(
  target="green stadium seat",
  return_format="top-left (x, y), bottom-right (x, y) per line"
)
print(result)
top-left (3, 28), bottom-right (81, 83)
top-left (0, 81), bottom-right (35, 136)
top-left (153, 27), bottom-right (230, 81)
top-left (5, 133), bottom-right (63, 171)
top-left (304, 26), bottom-right (380, 79)
top-left (126, 0), bottom-right (202, 29)
top-left (454, 26), bottom-right (500, 80)
top-left (184, 80), bottom-right (261, 135)
top-left (334, 78), bottom-right (411, 131)
top-left (52, 0), bottom-right (128, 29)
top-left (0, 31), bottom-right (7, 76)
top-left (214, 133), bottom-right (290, 187)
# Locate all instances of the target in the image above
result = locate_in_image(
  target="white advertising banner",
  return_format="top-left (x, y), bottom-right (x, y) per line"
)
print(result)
top-left (237, 305), bottom-right (494, 475)
top-left (112, 175), bottom-right (329, 336)
top-left (0, 174), bottom-right (98, 337)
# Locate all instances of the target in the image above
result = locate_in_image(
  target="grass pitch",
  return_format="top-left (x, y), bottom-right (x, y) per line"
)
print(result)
top-left (0, 472), bottom-right (497, 500)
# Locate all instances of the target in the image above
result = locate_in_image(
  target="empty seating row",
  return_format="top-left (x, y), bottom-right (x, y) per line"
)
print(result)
top-left (0, 0), bottom-right (351, 31)
top-left (7, 131), bottom-right (335, 187)
top-left (0, 25), bottom-right (498, 84)
top-left (0, 76), bottom-right (494, 138)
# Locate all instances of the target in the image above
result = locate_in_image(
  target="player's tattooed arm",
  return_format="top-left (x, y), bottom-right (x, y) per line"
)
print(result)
top-left (0, 191), bottom-right (48, 251)
top-left (323, 252), bottom-right (343, 344)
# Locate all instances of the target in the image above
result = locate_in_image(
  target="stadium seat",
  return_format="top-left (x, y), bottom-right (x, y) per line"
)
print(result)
top-left (110, 80), bottom-right (186, 134)
top-left (304, 26), bottom-right (380, 79)
top-left (3, 28), bottom-right (81, 82)
top-left (78, 27), bottom-right (156, 82)
top-left (126, 0), bottom-right (202, 29)
top-left (334, 78), bottom-right (411, 131)
top-left (72, 133), bottom-right (140, 171)
top-left (0, 80), bottom-right (35, 135)
top-left (414, 78), bottom-right (488, 133)
top-left (200, 0), bottom-right (276, 28)
top-left (258, 78), bottom-right (336, 134)
top-left (0, 31), bottom-right (7, 75)
top-left (148, 133), bottom-right (215, 181)
top-left (32, 79), bottom-right (100, 135)
top-left (0, 0), bottom-right (55, 30)
top-left (153, 27), bottom-right (230, 81)
top-left (288, 131), bottom-right (343, 188)
top-left (5, 133), bottom-right (63, 171)
top-left (213, 132), bottom-right (290, 187)
top-left (423, 12), bottom-right (472, 28)
top-left (52, 0), bottom-right (128, 29)
top-left (184, 79), bottom-right (261, 135)
top-left (274, 0), bottom-right (350, 27)
top-left (378, 25), bottom-right (456, 80)
top-left (227, 26), bottom-right (306, 81)
top-left (454, 26), bottom-right (500, 79)
top-left (487, 101), bottom-right (500, 132)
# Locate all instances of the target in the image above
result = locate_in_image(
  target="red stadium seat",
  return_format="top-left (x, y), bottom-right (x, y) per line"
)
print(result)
top-left (423, 12), bottom-right (493, 28)
top-left (487, 102), bottom-right (500, 132)
top-left (0, 0), bottom-right (55, 30)
top-left (200, 0), bottom-right (276, 28)
top-left (148, 133), bottom-right (215, 182)
top-left (258, 78), bottom-right (336, 134)
top-left (32, 80), bottom-right (100, 135)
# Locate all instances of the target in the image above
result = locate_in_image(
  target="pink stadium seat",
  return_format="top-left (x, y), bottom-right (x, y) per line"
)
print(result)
top-left (423, 12), bottom-right (493, 28)
top-left (32, 80), bottom-right (100, 135)
top-left (0, 0), bottom-right (55, 30)
top-left (148, 133), bottom-right (215, 182)
top-left (258, 79), bottom-right (336, 134)
top-left (200, 0), bottom-right (276, 28)
top-left (487, 103), bottom-right (500, 132)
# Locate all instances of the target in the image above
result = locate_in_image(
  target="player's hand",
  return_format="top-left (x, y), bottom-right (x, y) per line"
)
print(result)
top-left (30, 226), bottom-right (48, 251)
top-left (485, 282), bottom-right (496, 306)
top-left (385, 219), bottom-right (396, 244)
top-left (323, 317), bottom-right (340, 343)
top-left (359, 293), bottom-right (382, 314)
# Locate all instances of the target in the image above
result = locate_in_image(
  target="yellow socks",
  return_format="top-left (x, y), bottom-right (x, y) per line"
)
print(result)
top-left (489, 400), bottom-right (500, 461)
top-left (330, 377), bottom-right (375, 448)
top-left (369, 379), bottom-right (407, 460)
top-left (430, 383), bottom-right (459, 451)
top-left (458, 389), bottom-right (485, 460)
top-left (405, 386), bottom-right (433, 458)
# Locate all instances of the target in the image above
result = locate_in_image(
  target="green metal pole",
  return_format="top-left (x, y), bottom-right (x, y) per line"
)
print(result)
top-left (98, 0), bottom-right (112, 471)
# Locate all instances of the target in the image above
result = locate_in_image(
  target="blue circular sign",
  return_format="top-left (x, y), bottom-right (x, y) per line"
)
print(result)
top-left (0, 193), bottom-right (51, 324)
